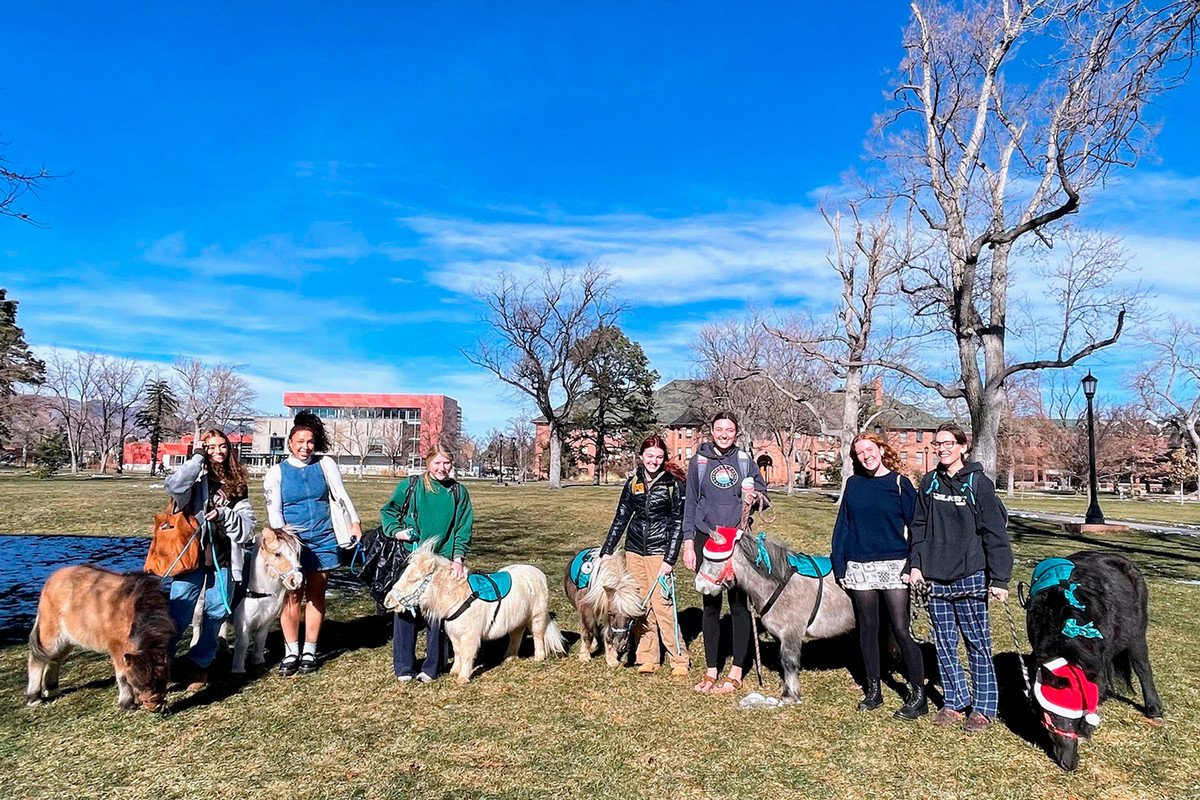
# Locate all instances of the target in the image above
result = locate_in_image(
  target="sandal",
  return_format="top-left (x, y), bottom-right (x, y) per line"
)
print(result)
top-left (711, 676), bottom-right (743, 694)
top-left (693, 676), bottom-right (718, 693)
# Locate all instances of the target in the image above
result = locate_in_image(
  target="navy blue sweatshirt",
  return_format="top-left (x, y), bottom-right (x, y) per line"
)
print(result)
top-left (831, 471), bottom-right (916, 580)
top-left (682, 442), bottom-right (768, 540)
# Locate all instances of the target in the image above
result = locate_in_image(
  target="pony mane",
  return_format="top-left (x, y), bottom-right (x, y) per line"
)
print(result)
top-left (737, 531), bottom-right (797, 584)
top-left (580, 553), bottom-right (643, 618)
top-left (272, 526), bottom-right (301, 551)
top-left (127, 573), bottom-right (174, 649)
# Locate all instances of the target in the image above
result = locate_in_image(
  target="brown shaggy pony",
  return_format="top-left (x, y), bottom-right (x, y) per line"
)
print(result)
top-left (563, 549), bottom-right (644, 667)
top-left (28, 566), bottom-right (174, 711)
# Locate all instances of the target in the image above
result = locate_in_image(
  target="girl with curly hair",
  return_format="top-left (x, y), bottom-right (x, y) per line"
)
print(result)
top-left (831, 431), bottom-right (925, 719)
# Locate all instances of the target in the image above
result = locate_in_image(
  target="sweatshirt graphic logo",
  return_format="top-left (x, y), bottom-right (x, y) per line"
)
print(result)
top-left (710, 464), bottom-right (739, 489)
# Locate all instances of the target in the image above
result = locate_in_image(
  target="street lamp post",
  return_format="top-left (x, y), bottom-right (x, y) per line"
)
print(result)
top-left (1081, 371), bottom-right (1106, 525)
top-left (497, 440), bottom-right (504, 485)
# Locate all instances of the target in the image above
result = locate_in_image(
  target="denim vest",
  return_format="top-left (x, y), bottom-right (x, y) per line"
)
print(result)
top-left (280, 459), bottom-right (335, 547)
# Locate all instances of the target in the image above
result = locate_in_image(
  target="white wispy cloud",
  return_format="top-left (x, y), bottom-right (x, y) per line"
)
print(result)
top-left (396, 208), bottom-right (842, 307)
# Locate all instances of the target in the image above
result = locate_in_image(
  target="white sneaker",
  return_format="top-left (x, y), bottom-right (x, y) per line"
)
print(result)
top-left (397, 674), bottom-right (414, 682)
top-left (416, 672), bottom-right (435, 683)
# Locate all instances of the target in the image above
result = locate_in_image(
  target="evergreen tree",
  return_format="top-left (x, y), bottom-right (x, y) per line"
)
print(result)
top-left (572, 326), bottom-right (658, 484)
top-left (32, 429), bottom-right (68, 479)
top-left (135, 379), bottom-right (179, 476)
top-left (0, 288), bottom-right (46, 439)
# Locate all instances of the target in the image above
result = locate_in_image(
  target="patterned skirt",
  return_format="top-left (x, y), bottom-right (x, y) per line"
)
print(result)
top-left (843, 559), bottom-right (907, 591)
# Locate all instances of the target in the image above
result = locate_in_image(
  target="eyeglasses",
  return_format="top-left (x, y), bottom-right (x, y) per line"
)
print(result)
top-left (931, 440), bottom-right (959, 450)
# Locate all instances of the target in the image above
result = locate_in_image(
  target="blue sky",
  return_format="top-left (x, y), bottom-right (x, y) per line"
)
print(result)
top-left (4, 2), bottom-right (1200, 435)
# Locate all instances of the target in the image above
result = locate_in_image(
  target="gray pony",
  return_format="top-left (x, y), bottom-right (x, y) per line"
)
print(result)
top-left (695, 529), bottom-right (855, 704)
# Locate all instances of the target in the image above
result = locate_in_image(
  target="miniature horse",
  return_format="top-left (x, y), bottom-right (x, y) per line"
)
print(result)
top-left (28, 565), bottom-right (173, 711)
top-left (695, 528), bottom-right (854, 704)
top-left (1025, 551), bottom-right (1163, 771)
top-left (230, 527), bottom-right (304, 673)
top-left (563, 547), bottom-right (643, 666)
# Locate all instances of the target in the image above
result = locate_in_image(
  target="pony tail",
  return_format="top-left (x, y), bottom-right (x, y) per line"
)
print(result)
top-left (664, 460), bottom-right (687, 484)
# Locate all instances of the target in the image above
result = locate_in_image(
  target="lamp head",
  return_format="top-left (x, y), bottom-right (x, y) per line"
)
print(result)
top-left (1081, 371), bottom-right (1098, 400)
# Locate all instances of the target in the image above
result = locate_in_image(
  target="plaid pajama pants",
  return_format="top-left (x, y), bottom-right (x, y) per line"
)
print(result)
top-left (927, 570), bottom-right (999, 719)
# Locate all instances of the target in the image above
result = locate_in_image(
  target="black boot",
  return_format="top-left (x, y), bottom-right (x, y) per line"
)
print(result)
top-left (893, 683), bottom-right (929, 720)
top-left (857, 678), bottom-right (883, 711)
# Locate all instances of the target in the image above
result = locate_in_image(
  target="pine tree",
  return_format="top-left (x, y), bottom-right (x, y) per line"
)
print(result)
top-left (0, 288), bottom-right (46, 439)
top-left (135, 379), bottom-right (179, 477)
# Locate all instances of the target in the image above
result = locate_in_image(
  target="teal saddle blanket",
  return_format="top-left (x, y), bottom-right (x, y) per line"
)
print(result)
top-left (1030, 558), bottom-right (1076, 597)
top-left (787, 553), bottom-right (833, 578)
top-left (568, 547), bottom-right (601, 590)
top-left (467, 571), bottom-right (513, 602)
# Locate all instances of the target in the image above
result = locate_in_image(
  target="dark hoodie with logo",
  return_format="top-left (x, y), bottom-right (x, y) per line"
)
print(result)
top-left (682, 441), bottom-right (769, 541)
top-left (910, 461), bottom-right (1013, 589)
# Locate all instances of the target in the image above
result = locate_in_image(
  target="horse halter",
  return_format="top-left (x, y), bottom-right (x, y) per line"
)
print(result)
top-left (388, 570), bottom-right (434, 612)
top-left (264, 554), bottom-right (303, 586)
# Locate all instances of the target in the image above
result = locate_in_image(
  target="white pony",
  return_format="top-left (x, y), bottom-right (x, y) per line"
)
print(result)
top-left (384, 546), bottom-right (566, 682)
top-left (230, 527), bottom-right (303, 673)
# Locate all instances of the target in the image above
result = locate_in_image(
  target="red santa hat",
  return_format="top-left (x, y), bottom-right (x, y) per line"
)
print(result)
top-left (702, 526), bottom-right (741, 561)
top-left (1034, 657), bottom-right (1101, 728)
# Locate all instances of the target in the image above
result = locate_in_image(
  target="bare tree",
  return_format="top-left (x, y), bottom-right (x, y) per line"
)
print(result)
top-left (44, 350), bottom-right (99, 473)
top-left (507, 410), bottom-right (536, 483)
top-left (694, 318), bottom-right (774, 453)
top-left (380, 418), bottom-right (415, 477)
top-left (6, 392), bottom-right (55, 467)
top-left (171, 357), bottom-right (257, 443)
top-left (1, 140), bottom-right (55, 224)
top-left (766, 201), bottom-right (907, 492)
top-left (89, 355), bottom-right (143, 473)
top-left (1133, 318), bottom-right (1200, 499)
top-left (335, 411), bottom-right (380, 479)
top-left (872, 0), bottom-right (1198, 476)
top-left (464, 264), bottom-right (622, 489)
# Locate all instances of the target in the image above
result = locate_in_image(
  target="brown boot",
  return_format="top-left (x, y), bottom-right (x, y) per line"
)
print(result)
top-left (962, 711), bottom-right (991, 733)
top-left (931, 706), bottom-right (964, 726)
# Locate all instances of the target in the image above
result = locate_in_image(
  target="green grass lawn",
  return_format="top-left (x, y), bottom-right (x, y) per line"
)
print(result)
top-left (1, 478), bottom-right (1199, 799)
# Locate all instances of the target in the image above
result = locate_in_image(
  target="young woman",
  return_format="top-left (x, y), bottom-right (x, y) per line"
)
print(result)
top-left (831, 431), bottom-right (925, 719)
top-left (380, 444), bottom-right (474, 682)
top-left (681, 412), bottom-right (768, 694)
top-left (263, 412), bottom-right (362, 676)
top-left (908, 422), bottom-right (1013, 732)
top-left (163, 429), bottom-right (257, 689)
top-left (599, 435), bottom-right (689, 676)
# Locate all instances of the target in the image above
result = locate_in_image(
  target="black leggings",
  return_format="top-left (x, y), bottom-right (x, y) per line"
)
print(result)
top-left (702, 588), bottom-right (752, 671)
top-left (850, 588), bottom-right (924, 684)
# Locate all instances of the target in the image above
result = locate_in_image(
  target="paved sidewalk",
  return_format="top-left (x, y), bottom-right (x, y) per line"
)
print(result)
top-left (1008, 509), bottom-right (1200, 537)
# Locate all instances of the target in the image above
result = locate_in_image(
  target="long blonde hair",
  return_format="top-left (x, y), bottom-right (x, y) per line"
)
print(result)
top-left (421, 444), bottom-right (456, 491)
top-left (850, 431), bottom-right (901, 475)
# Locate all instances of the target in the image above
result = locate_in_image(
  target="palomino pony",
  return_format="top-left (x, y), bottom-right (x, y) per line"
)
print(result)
top-left (385, 546), bottom-right (566, 682)
top-left (563, 547), bottom-right (643, 666)
top-left (28, 565), bottom-right (174, 711)
top-left (230, 527), bottom-right (303, 673)
top-left (694, 528), bottom-right (854, 704)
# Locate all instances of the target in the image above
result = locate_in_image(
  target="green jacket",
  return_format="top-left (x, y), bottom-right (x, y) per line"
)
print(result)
top-left (379, 476), bottom-right (473, 561)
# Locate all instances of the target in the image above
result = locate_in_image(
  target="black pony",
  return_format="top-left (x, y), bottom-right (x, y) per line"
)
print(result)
top-left (1024, 551), bottom-right (1163, 771)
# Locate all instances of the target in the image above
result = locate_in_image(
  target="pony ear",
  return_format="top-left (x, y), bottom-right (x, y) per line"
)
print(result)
top-left (1038, 664), bottom-right (1070, 689)
top-left (262, 527), bottom-right (277, 546)
top-left (123, 652), bottom-right (135, 664)
top-left (604, 586), bottom-right (616, 596)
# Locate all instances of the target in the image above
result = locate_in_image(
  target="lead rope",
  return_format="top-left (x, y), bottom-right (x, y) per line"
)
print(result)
top-left (739, 501), bottom-right (765, 688)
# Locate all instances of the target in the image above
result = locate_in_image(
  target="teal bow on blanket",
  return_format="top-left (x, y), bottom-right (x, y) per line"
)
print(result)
top-left (1063, 619), bottom-right (1104, 639)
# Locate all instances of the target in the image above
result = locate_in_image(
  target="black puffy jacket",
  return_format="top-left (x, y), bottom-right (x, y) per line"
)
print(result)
top-left (600, 467), bottom-right (686, 565)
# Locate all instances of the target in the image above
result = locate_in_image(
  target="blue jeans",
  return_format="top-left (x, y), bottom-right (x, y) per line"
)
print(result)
top-left (393, 611), bottom-right (448, 678)
top-left (168, 565), bottom-right (233, 669)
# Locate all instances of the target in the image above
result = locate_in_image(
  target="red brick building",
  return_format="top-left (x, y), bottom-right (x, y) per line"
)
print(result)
top-left (535, 379), bottom-right (945, 486)
top-left (123, 433), bottom-right (252, 472)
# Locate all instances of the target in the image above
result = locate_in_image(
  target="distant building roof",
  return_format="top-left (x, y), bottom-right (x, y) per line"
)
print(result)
top-left (284, 393), bottom-right (454, 409)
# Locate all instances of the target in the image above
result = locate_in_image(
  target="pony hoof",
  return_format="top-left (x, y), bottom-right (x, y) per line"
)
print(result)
top-left (26, 697), bottom-right (42, 707)
top-left (577, 653), bottom-right (591, 662)
top-left (456, 676), bottom-right (470, 684)
top-left (1145, 716), bottom-right (1165, 726)
top-left (781, 696), bottom-right (799, 706)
